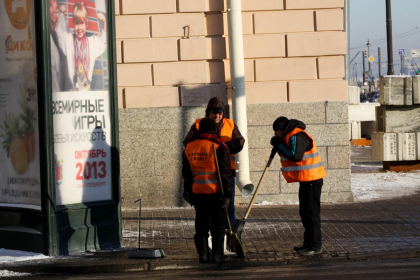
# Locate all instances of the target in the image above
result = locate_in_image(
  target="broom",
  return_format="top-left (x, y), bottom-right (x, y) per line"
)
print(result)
top-left (232, 147), bottom-right (277, 241)
top-left (212, 143), bottom-right (245, 258)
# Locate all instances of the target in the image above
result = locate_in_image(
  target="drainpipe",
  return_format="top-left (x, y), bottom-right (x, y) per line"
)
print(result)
top-left (226, 0), bottom-right (254, 196)
top-left (344, 0), bottom-right (350, 85)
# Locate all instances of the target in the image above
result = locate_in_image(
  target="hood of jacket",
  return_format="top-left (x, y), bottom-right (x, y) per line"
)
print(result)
top-left (283, 119), bottom-right (306, 136)
top-left (205, 97), bottom-right (226, 118)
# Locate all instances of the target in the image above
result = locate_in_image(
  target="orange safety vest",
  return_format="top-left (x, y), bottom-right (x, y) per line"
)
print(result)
top-left (195, 118), bottom-right (236, 170)
top-left (185, 139), bottom-right (221, 194)
top-left (280, 128), bottom-right (326, 183)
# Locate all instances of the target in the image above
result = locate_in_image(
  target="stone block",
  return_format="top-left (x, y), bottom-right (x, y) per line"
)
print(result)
top-left (318, 146), bottom-right (327, 168)
top-left (327, 146), bottom-right (350, 169)
top-left (115, 0), bottom-right (120, 14)
top-left (246, 102), bottom-right (326, 126)
top-left (413, 75), bottom-right (420, 104)
top-left (248, 126), bottom-right (275, 149)
top-left (371, 132), bottom-right (398, 161)
top-left (350, 121), bottom-right (361, 140)
top-left (118, 87), bottom-right (124, 108)
top-left (254, 10), bottom-right (314, 34)
top-left (305, 124), bottom-right (349, 146)
top-left (117, 64), bottom-right (152, 87)
top-left (123, 39), bottom-right (178, 63)
top-left (241, 0), bottom-right (284, 11)
top-left (348, 103), bottom-right (378, 122)
top-left (180, 85), bottom-right (210, 107)
top-left (348, 86), bottom-right (360, 105)
top-left (249, 171), bottom-right (280, 195)
top-left (285, 0), bottom-right (344, 9)
top-left (401, 133), bottom-right (417, 160)
top-left (151, 14), bottom-right (205, 38)
top-left (325, 169), bottom-right (351, 193)
top-left (328, 192), bottom-right (354, 203)
top-left (120, 175), bottom-right (184, 208)
top-left (287, 32), bottom-right (346, 57)
top-left (179, 0), bottom-right (224, 12)
top-left (317, 56), bottom-right (345, 79)
top-left (116, 40), bottom-right (122, 63)
top-left (223, 12), bottom-right (253, 35)
top-left (154, 152), bottom-right (183, 175)
top-left (205, 14), bottom-right (224, 36)
top-left (249, 148), bottom-right (281, 171)
top-left (208, 61), bottom-right (226, 83)
top-left (289, 80), bottom-right (348, 102)
top-left (375, 105), bottom-right (420, 133)
top-left (153, 61), bottom-right (208, 85)
top-left (116, 16), bottom-right (150, 39)
top-left (234, 82), bottom-right (288, 104)
top-left (380, 76), bottom-right (413, 105)
top-left (315, 9), bottom-right (343, 31)
top-left (280, 178), bottom-right (299, 194)
top-left (180, 37), bottom-right (226, 60)
top-left (224, 59), bottom-right (255, 82)
top-left (121, 0), bottom-right (176, 14)
top-left (327, 101), bottom-right (348, 124)
top-left (210, 84), bottom-right (228, 104)
top-left (255, 58), bottom-right (317, 81)
top-left (241, 35), bottom-right (286, 59)
top-left (125, 87), bottom-right (179, 108)
top-left (417, 133), bottom-right (420, 160)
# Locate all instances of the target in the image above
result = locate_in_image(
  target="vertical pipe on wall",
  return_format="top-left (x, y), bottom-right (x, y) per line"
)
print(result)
top-left (344, 0), bottom-right (350, 85)
top-left (226, 0), bottom-right (254, 196)
top-left (386, 0), bottom-right (394, 75)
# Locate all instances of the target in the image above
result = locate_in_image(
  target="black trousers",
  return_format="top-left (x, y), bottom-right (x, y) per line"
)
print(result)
top-left (299, 178), bottom-right (323, 249)
top-left (194, 196), bottom-right (226, 241)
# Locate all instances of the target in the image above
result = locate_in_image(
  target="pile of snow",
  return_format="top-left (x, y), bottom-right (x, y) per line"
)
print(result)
top-left (0, 248), bottom-right (49, 263)
top-left (352, 172), bottom-right (420, 202)
top-left (0, 270), bottom-right (31, 278)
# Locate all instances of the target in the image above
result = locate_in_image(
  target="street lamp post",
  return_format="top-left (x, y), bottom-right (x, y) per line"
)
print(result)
top-left (367, 39), bottom-right (371, 74)
top-left (386, 0), bottom-right (394, 75)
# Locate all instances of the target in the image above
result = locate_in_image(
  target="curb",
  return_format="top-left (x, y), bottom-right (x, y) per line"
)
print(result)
top-left (1, 250), bottom-right (419, 275)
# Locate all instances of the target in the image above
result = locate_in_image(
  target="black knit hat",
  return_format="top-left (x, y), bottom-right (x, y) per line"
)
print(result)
top-left (273, 116), bottom-right (289, 131)
top-left (199, 117), bottom-right (217, 134)
top-left (205, 97), bottom-right (226, 117)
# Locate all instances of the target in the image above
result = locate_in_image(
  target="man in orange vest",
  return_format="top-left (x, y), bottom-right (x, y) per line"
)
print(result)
top-left (183, 97), bottom-right (244, 227)
top-left (183, 117), bottom-right (233, 263)
top-left (270, 117), bottom-right (327, 256)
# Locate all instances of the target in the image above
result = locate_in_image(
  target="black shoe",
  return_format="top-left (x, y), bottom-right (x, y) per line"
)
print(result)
top-left (299, 248), bottom-right (322, 256)
top-left (293, 244), bottom-right (308, 252)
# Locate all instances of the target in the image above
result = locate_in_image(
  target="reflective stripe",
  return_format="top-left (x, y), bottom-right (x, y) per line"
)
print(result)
top-left (281, 162), bottom-right (323, 172)
top-left (193, 178), bottom-right (220, 184)
top-left (281, 152), bottom-right (319, 162)
top-left (192, 172), bottom-right (217, 176)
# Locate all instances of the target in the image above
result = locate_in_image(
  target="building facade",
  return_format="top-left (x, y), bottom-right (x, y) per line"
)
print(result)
top-left (115, 0), bottom-right (353, 208)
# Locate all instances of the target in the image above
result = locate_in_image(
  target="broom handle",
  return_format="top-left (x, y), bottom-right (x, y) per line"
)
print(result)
top-left (212, 143), bottom-right (233, 232)
top-left (243, 147), bottom-right (277, 220)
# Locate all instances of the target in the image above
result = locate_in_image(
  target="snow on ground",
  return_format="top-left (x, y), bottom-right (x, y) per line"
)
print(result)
top-left (0, 248), bottom-right (49, 264)
top-left (0, 270), bottom-right (32, 278)
top-left (352, 172), bottom-right (420, 202)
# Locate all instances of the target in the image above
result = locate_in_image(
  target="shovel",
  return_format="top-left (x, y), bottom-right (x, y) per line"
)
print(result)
top-left (212, 143), bottom-right (245, 258)
top-left (232, 147), bottom-right (277, 241)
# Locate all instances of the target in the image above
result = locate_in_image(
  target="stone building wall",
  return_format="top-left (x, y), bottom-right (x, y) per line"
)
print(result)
top-left (114, 0), bottom-right (353, 208)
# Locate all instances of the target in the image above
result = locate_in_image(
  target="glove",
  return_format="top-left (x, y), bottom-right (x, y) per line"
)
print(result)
top-left (183, 191), bottom-right (195, 206)
top-left (220, 197), bottom-right (230, 209)
top-left (270, 136), bottom-right (282, 148)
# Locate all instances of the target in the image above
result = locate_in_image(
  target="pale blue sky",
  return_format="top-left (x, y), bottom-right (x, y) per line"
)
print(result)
top-left (350, 0), bottom-right (420, 78)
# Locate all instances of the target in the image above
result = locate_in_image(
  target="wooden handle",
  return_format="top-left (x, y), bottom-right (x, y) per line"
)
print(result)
top-left (212, 143), bottom-right (232, 232)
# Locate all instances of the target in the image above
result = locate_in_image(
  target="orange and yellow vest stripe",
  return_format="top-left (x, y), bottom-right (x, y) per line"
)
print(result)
top-left (195, 118), bottom-right (236, 170)
top-left (185, 139), bottom-right (221, 194)
top-left (280, 128), bottom-right (326, 183)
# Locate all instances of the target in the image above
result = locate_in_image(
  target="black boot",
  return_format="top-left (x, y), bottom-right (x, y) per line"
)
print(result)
top-left (211, 238), bottom-right (224, 263)
top-left (194, 235), bottom-right (210, 263)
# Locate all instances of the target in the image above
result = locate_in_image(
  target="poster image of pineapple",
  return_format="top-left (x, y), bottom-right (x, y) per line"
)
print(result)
top-left (0, 0), bottom-right (41, 208)
top-left (53, 91), bottom-right (112, 206)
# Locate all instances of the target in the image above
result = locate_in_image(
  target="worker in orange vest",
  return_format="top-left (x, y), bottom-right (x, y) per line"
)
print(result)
top-left (183, 117), bottom-right (233, 263)
top-left (183, 97), bottom-right (245, 227)
top-left (270, 117), bottom-right (327, 256)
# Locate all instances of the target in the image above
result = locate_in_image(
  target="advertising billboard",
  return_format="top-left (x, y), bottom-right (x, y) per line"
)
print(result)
top-left (0, 0), bottom-right (41, 209)
top-left (50, 0), bottom-right (112, 205)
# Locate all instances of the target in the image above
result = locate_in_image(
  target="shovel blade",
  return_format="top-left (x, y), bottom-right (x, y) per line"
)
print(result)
top-left (232, 219), bottom-right (246, 242)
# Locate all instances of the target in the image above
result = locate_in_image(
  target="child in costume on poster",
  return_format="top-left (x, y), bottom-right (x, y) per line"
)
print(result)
top-left (56, 1), bottom-right (107, 91)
